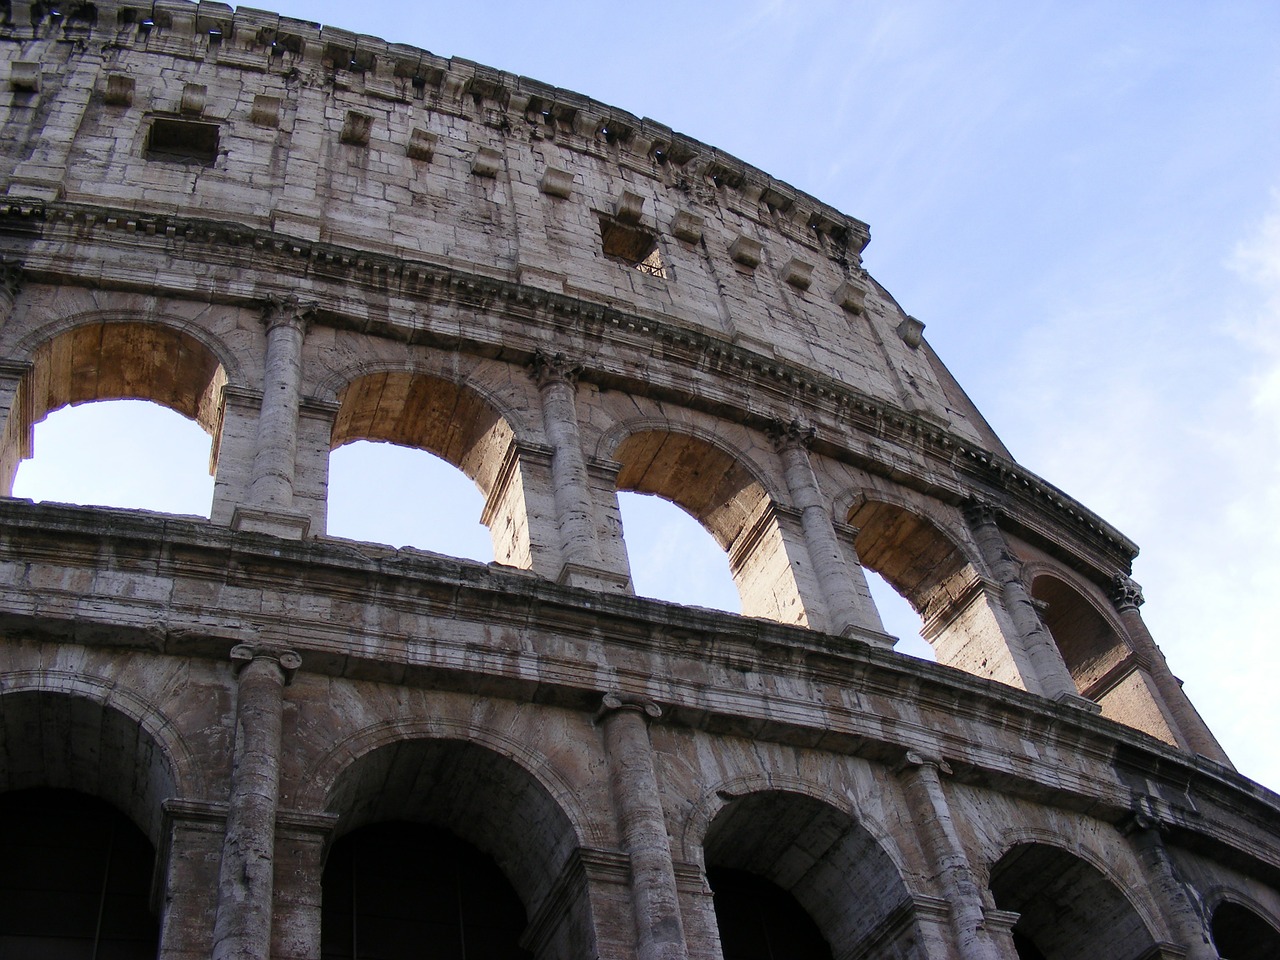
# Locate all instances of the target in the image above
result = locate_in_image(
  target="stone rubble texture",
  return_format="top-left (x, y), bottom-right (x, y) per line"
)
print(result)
top-left (0, 2), bottom-right (1277, 958)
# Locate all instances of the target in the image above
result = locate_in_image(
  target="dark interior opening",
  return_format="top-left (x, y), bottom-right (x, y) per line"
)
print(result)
top-left (146, 118), bottom-right (220, 165)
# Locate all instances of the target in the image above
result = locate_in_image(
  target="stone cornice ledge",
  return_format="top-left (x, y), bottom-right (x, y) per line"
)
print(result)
top-left (1, 201), bottom-right (1138, 578)
top-left (0, 498), bottom-right (1273, 875)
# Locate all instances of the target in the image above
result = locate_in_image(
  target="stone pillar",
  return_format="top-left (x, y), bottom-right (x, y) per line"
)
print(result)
top-left (233, 298), bottom-right (312, 538)
top-left (158, 800), bottom-right (227, 960)
top-left (0, 261), bottom-right (30, 491)
top-left (964, 502), bottom-right (1089, 706)
top-left (770, 419), bottom-right (886, 642)
top-left (897, 752), bottom-right (1007, 960)
top-left (532, 351), bottom-right (629, 591)
top-left (597, 693), bottom-right (689, 960)
top-left (1124, 808), bottom-right (1219, 960)
top-left (271, 810), bottom-right (339, 960)
top-left (1110, 577), bottom-right (1233, 766)
top-left (212, 642), bottom-right (300, 960)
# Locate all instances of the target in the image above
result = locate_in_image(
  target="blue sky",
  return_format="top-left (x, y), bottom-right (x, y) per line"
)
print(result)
top-left (14, 2), bottom-right (1280, 791)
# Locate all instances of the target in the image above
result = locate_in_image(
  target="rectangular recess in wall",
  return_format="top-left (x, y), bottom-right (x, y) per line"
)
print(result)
top-left (146, 118), bottom-right (220, 165)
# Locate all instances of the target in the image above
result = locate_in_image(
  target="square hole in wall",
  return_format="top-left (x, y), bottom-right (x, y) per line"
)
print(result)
top-left (598, 215), bottom-right (667, 279)
top-left (146, 118), bottom-right (220, 165)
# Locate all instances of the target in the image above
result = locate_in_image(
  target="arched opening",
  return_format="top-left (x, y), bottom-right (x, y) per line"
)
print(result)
top-left (613, 430), bottom-right (813, 626)
top-left (328, 440), bottom-right (493, 560)
top-left (704, 791), bottom-right (919, 958)
top-left (322, 821), bottom-right (530, 960)
top-left (850, 499), bottom-right (1020, 686)
top-left (0, 788), bottom-right (160, 959)
top-left (1030, 575), bottom-right (1178, 745)
top-left (2, 321), bottom-right (226, 506)
top-left (707, 867), bottom-right (831, 960)
top-left (324, 738), bottom-right (588, 960)
top-left (330, 373), bottom-right (531, 568)
top-left (12, 399), bottom-right (215, 515)
top-left (0, 690), bottom-right (179, 847)
top-left (1211, 901), bottom-right (1280, 959)
top-left (988, 842), bottom-right (1156, 960)
top-left (617, 491), bottom-right (739, 613)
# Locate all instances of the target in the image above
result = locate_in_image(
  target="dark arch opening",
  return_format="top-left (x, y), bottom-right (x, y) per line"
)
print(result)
top-left (989, 842), bottom-right (1156, 960)
top-left (704, 791), bottom-right (916, 957)
top-left (322, 821), bottom-right (531, 960)
top-left (1211, 901), bottom-right (1280, 960)
top-left (707, 866), bottom-right (832, 960)
top-left (0, 788), bottom-right (159, 959)
top-left (324, 737), bottom-right (586, 959)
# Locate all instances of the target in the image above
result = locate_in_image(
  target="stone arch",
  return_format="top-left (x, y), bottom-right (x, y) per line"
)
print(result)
top-left (987, 838), bottom-right (1161, 960)
top-left (600, 418), bottom-right (817, 626)
top-left (0, 673), bottom-right (198, 847)
top-left (845, 494), bottom-right (1029, 688)
top-left (1028, 570), bottom-right (1178, 744)
top-left (698, 786), bottom-right (924, 959)
top-left (1206, 892), bottom-right (1280, 960)
top-left (311, 723), bottom-right (596, 960)
top-left (1, 311), bottom-right (233, 493)
top-left (327, 367), bottom-right (539, 569)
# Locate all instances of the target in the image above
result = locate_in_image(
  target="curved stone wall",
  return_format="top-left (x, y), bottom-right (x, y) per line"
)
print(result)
top-left (0, 3), bottom-right (1277, 959)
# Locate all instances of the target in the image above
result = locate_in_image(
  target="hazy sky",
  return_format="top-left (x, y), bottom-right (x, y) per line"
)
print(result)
top-left (14, 2), bottom-right (1280, 791)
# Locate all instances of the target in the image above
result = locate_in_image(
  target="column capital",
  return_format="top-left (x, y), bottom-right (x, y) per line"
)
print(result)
top-left (231, 642), bottom-right (302, 682)
top-left (895, 749), bottom-right (953, 776)
top-left (768, 417), bottom-right (816, 453)
top-left (962, 498), bottom-right (1002, 528)
top-left (529, 349), bottom-right (583, 387)
top-left (0, 257), bottom-right (24, 299)
top-left (598, 691), bottom-right (662, 721)
top-left (1110, 574), bottom-right (1145, 611)
top-left (260, 294), bottom-right (316, 334)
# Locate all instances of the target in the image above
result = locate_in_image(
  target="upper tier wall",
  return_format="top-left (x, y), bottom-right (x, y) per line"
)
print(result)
top-left (0, 0), bottom-right (1005, 449)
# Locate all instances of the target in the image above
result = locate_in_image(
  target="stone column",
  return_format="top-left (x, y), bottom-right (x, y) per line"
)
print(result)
top-left (233, 298), bottom-right (312, 538)
top-left (597, 693), bottom-right (689, 960)
top-left (532, 351), bottom-right (629, 591)
top-left (1110, 577), bottom-right (1233, 766)
top-left (964, 502), bottom-right (1088, 706)
top-left (897, 752), bottom-right (1008, 960)
top-left (212, 642), bottom-right (300, 960)
top-left (0, 261), bottom-right (29, 491)
top-left (771, 419), bottom-right (886, 642)
top-left (1124, 807), bottom-right (1219, 960)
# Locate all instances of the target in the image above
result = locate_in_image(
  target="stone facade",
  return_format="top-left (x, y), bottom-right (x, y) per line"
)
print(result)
top-left (0, 2), bottom-right (1277, 958)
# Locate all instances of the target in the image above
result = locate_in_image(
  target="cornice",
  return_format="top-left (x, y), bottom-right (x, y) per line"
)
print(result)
top-left (0, 200), bottom-right (1139, 579)
top-left (0, 0), bottom-right (868, 260)
top-left (0, 498), bottom-right (1273, 875)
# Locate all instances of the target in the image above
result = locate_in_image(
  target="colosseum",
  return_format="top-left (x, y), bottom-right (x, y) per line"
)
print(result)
top-left (0, 2), bottom-right (1277, 958)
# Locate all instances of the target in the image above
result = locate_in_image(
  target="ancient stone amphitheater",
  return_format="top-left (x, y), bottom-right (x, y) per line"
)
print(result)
top-left (1, 2), bottom-right (1278, 959)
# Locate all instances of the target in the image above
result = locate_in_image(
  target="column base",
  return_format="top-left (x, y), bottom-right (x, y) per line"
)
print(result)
top-left (557, 562), bottom-right (632, 594)
top-left (230, 506), bottom-right (311, 540)
top-left (1054, 690), bottom-right (1103, 714)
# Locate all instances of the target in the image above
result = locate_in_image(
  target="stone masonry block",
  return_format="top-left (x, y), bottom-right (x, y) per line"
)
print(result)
top-left (540, 167), bottom-right (574, 199)
top-left (105, 74), bottom-right (135, 107)
top-left (472, 146), bottom-right (502, 177)
top-left (10, 62), bottom-right (40, 93)
top-left (670, 210), bottom-right (703, 243)
top-left (781, 257), bottom-right (813, 291)
top-left (407, 128), bottom-right (437, 162)
top-left (250, 95), bottom-right (281, 127)
top-left (341, 111), bottom-right (373, 147)
top-left (615, 190), bottom-right (645, 224)
top-left (181, 83), bottom-right (207, 116)
top-left (834, 279), bottom-right (867, 314)
top-left (729, 234), bottom-right (762, 269)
